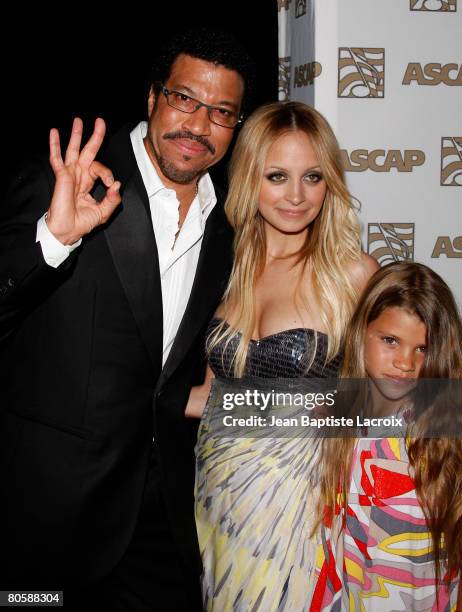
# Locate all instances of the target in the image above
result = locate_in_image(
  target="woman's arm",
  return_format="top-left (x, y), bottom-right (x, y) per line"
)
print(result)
top-left (184, 365), bottom-right (215, 418)
top-left (348, 252), bottom-right (380, 295)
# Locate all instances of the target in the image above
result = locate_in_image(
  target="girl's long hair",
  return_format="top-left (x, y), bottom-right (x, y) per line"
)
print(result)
top-left (318, 261), bottom-right (462, 579)
top-left (208, 101), bottom-right (362, 375)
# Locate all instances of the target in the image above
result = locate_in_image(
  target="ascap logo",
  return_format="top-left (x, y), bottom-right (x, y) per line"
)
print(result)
top-left (441, 137), bottom-right (462, 186)
top-left (431, 236), bottom-right (462, 258)
top-left (278, 57), bottom-right (291, 101)
top-left (403, 63), bottom-right (462, 86)
top-left (368, 224), bottom-right (415, 265)
top-left (410, 0), bottom-right (456, 11)
top-left (277, 0), bottom-right (292, 10)
top-left (294, 62), bottom-right (322, 88)
top-left (296, 0), bottom-right (307, 17)
top-left (338, 48), bottom-right (385, 98)
top-left (340, 149), bottom-right (425, 172)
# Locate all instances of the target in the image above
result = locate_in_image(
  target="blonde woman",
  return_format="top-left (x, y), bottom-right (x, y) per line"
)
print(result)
top-left (186, 101), bottom-right (378, 610)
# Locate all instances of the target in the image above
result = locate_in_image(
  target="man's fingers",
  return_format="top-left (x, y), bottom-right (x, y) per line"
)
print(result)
top-left (64, 118), bottom-right (84, 165)
top-left (97, 181), bottom-right (122, 223)
top-left (80, 160), bottom-right (115, 195)
top-left (88, 160), bottom-right (115, 187)
top-left (49, 128), bottom-right (64, 173)
top-left (79, 118), bottom-right (106, 167)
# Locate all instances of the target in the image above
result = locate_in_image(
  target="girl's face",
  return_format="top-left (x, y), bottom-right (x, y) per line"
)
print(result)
top-left (258, 131), bottom-right (327, 237)
top-left (364, 306), bottom-right (427, 402)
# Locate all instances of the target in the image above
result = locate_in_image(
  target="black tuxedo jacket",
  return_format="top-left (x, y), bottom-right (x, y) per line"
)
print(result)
top-left (0, 126), bottom-right (233, 588)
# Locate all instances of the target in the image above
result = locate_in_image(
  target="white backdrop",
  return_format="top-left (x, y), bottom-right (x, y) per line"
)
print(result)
top-left (278, 0), bottom-right (461, 305)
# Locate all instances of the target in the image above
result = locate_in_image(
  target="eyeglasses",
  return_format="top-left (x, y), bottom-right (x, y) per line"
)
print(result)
top-left (158, 85), bottom-right (243, 129)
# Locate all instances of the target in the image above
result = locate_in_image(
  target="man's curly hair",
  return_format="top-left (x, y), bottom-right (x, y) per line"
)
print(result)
top-left (150, 28), bottom-right (255, 115)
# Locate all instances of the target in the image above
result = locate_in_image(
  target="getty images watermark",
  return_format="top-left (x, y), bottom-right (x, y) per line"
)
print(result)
top-left (201, 377), bottom-right (462, 438)
top-left (221, 387), bottom-right (402, 431)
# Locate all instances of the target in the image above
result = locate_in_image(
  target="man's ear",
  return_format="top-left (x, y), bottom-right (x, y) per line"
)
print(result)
top-left (147, 86), bottom-right (156, 118)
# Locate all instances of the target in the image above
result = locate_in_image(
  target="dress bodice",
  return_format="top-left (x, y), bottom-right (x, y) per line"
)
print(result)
top-left (206, 318), bottom-right (342, 379)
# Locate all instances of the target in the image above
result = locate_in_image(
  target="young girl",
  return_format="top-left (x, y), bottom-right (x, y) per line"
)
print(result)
top-left (311, 262), bottom-right (462, 611)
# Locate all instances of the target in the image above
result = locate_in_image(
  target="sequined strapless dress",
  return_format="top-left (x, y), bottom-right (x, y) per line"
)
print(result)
top-left (195, 319), bottom-right (342, 612)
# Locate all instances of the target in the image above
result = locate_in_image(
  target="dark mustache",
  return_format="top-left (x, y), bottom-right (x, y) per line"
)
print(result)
top-left (163, 131), bottom-right (215, 154)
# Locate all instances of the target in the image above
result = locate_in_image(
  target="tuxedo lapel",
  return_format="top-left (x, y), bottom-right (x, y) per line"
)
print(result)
top-left (102, 128), bottom-right (163, 375)
top-left (160, 201), bottom-right (233, 385)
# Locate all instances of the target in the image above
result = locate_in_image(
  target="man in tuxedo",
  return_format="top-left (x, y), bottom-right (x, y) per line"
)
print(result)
top-left (0, 29), bottom-right (252, 610)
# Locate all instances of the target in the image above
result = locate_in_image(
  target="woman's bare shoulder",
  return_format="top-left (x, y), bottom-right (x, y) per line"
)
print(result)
top-left (347, 252), bottom-right (380, 293)
top-left (214, 303), bottom-right (226, 318)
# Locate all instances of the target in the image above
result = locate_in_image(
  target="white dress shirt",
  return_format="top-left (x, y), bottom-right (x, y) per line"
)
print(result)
top-left (37, 121), bottom-right (217, 366)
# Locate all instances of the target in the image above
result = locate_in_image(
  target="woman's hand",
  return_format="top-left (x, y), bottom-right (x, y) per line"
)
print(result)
top-left (185, 366), bottom-right (214, 419)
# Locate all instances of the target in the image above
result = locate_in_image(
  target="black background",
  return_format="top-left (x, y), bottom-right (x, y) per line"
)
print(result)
top-left (2, 5), bottom-right (278, 193)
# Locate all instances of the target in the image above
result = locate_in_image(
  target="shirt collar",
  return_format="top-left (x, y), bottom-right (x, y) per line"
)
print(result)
top-left (130, 121), bottom-right (217, 217)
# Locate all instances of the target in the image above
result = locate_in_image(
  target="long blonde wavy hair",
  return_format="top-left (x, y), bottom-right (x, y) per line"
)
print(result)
top-left (208, 101), bottom-right (362, 375)
top-left (318, 262), bottom-right (462, 580)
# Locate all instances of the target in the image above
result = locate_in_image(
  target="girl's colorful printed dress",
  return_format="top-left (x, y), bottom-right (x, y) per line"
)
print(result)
top-left (310, 436), bottom-right (460, 611)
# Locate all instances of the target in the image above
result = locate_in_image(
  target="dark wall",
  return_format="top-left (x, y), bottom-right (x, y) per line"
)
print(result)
top-left (2, 7), bottom-right (278, 193)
